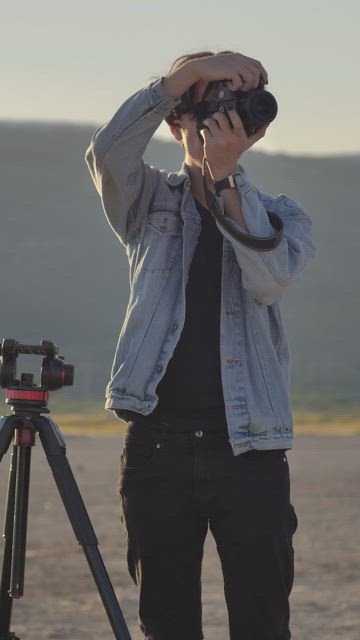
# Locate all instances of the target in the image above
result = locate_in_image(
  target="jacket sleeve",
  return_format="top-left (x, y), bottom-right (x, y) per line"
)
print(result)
top-left (215, 166), bottom-right (317, 306)
top-left (84, 78), bottom-right (181, 246)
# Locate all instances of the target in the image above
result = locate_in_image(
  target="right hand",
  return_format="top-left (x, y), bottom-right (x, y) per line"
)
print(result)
top-left (191, 52), bottom-right (269, 101)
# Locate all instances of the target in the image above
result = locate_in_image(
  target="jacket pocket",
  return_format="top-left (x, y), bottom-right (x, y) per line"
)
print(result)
top-left (146, 208), bottom-right (183, 237)
top-left (137, 209), bottom-right (183, 272)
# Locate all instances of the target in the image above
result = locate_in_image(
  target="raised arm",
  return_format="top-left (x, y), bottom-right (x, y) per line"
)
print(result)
top-left (84, 79), bottom-right (180, 246)
top-left (84, 53), bottom-right (269, 246)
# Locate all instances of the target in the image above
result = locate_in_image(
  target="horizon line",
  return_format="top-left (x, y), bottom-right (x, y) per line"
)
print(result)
top-left (1, 118), bottom-right (359, 160)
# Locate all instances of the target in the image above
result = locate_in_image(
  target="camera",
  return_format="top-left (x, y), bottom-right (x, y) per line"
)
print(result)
top-left (194, 79), bottom-right (278, 138)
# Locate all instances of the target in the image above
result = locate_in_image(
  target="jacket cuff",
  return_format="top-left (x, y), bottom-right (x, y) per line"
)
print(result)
top-left (145, 77), bottom-right (182, 115)
top-left (215, 165), bottom-right (277, 239)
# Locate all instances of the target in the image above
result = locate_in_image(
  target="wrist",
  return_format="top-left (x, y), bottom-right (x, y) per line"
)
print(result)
top-left (162, 61), bottom-right (199, 100)
top-left (208, 164), bottom-right (240, 182)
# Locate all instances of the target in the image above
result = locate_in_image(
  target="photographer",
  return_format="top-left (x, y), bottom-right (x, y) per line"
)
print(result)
top-left (85, 51), bottom-right (316, 640)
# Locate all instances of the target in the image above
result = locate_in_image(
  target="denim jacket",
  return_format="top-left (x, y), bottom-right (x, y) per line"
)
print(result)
top-left (84, 78), bottom-right (316, 456)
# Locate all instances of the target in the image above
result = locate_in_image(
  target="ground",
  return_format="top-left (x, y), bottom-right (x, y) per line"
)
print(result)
top-left (0, 430), bottom-right (359, 639)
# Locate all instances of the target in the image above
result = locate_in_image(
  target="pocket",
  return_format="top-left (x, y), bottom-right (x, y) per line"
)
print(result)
top-left (139, 210), bottom-right (183, 272)
top-left (120, 437), bottom-right (155, 473)
top-left (147, 209), bottom-right (183, 236)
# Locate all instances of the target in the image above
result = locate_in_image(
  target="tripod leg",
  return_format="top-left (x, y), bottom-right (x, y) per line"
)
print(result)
top-left (35, 416), bottom-right (132, 640)
top-left (10, 444), bottom-right (31, 599)
top-left (0, 416), bottom-right (18, 461)
top-left (0, 445), bottom-right (21, 640)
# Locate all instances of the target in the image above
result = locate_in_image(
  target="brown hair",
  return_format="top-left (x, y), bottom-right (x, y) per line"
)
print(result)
top-left (164, 50), bottom-right (234, 128)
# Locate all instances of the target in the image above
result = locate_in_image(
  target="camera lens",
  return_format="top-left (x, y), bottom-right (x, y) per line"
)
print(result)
top-left (251, 92), bottom-right (278, 123)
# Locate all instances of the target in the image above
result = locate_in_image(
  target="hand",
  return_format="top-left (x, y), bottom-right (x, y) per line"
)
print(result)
top-left (192, 52), bottom-right (268, 103)
top-left (200, 109), bottom-right (268, 181)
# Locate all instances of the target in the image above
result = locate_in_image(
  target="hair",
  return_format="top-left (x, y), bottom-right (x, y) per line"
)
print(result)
top-left (164, 50), bottom-right (234, 128)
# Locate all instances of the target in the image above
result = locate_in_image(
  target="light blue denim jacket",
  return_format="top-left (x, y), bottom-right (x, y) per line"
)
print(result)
top-left (84, 77), bottom-right (316, 456)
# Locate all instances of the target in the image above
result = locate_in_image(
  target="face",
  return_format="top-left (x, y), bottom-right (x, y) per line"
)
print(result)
top-left (169, 81), bottom-right (220, 167)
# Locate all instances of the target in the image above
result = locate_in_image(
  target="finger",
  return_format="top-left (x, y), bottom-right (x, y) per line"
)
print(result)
top-left (229, 70), bottom-right (253, 92)
top-left (226, 109), bottom-right (246, 133)
top-left (247, 124), bottom-right (268, 144)
top-left (246, 58), bottom-right (269, 84)
top-left (238, 65), bottom-right (262, 90)
top-left (201, 117), bottom-right (220, 136)
top-left (210, 111), bottom-right (231, 131)
top-left (227, 73), bottom-right (245, 92)
top-left (228, 53), bottom-right (269, 85)
top-left (228, 68), bottom-right (259, 92)
top-left (246, 66), bottom-right (264, 89)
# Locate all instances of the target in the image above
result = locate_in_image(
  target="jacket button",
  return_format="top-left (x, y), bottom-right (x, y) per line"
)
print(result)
top-left (171, 321), bottom-right (178, 331)
top-left (195, 430), bottom-right (203, 438)
top-left (156, 364), bottom-right (163, 373)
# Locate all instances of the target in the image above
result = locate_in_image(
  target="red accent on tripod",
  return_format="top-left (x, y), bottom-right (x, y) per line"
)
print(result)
top-left (5, 389), bottom-right (49, 401)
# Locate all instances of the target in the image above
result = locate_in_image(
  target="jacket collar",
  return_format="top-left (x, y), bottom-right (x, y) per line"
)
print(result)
top-left (165, 161), bottom-right (191, 187)
top-left (165, 160), bottom-right (246, 188)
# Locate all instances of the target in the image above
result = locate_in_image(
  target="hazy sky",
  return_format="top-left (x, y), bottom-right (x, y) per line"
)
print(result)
top-left (3, 0), bottom-right (359, 156)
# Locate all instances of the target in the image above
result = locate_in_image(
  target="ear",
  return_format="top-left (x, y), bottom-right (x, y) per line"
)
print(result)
top-left (169, 123), bottom-right (183, 143)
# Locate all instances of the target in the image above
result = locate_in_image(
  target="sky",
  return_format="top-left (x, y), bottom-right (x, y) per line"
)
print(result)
top-left (2, 0), bottom-right (359, 156)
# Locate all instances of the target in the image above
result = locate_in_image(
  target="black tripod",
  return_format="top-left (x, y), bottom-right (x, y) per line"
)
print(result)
top-left (0, 339), bottom-right (132, 640)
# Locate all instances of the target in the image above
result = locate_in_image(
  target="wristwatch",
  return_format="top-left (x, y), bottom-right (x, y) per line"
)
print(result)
top-left (213, 174), bottom-right (237, 197)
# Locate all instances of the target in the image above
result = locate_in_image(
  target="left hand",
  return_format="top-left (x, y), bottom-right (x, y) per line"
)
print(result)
top-left (200, 109), bottom-right (268, 181)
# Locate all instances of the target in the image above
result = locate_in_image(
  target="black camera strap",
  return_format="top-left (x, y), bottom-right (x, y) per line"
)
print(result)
top-left (201, 158), bottom-right (284, 252)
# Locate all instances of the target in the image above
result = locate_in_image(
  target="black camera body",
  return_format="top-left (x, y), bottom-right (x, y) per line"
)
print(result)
top-left (194, 80), bottom-right (278, 138)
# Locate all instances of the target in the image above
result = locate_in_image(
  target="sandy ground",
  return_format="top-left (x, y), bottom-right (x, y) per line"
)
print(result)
top-left (0, 431), bottom-right (359, 640)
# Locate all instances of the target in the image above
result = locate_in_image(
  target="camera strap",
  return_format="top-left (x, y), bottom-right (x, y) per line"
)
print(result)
top-left (201, 158), bottom-right (284, 252)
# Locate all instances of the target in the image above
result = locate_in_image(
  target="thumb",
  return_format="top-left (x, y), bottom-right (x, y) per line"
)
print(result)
top-left (247, 124), bottom-right (268, 145)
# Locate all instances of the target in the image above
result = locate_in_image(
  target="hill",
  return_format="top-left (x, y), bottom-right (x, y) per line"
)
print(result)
top-left (0, 120), bottom-right (359, 413)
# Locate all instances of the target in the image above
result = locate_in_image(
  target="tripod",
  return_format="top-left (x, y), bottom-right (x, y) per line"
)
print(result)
top-left (0, 383), bottom-right (132, 638)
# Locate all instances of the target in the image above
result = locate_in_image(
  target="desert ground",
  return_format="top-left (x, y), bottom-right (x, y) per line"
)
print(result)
top-left (0, 417), bottom-right (359, 639)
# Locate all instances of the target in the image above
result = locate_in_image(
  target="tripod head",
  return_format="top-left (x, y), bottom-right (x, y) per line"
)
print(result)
top-left (0, 338), bottom-right (74, 414)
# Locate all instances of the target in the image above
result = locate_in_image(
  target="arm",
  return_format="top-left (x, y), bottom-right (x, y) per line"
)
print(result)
top-left (200, 95), bottom-right (316, 305)
top-left (219, 184), bottom-right (250, 232)
top-left (215, 167), bottom-right (317, 305)
top-left (84, 53), bottom-right (268, 246)
top-left (84, 79), bottom-right (183, 246)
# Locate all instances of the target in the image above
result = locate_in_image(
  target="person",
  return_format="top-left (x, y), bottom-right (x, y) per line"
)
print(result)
top-left (85, 50), bottom-right (316, 640)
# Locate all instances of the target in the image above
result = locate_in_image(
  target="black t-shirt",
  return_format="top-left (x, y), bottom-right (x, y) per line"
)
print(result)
top-left (153, 198), bottom-right (225, 414)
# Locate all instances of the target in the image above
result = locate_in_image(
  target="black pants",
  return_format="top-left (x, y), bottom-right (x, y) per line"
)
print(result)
top-left (118, 415), bottom-right (298, 640)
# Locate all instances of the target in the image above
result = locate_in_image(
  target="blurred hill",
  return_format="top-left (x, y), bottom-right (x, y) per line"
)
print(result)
top-left (0, 120), bottom-right (359, 413)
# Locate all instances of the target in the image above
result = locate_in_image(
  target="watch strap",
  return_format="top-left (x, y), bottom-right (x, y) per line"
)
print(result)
top-left (202, 159), bottom-right (284, 251)
top-left (214, 174), bottom-right (237, 196)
